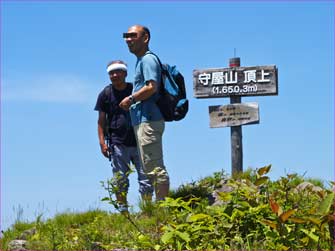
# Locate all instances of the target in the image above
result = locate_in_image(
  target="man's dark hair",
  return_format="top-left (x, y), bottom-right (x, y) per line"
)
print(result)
top-left (106, 60), bottom-right (127, 68)
top-left (142, 26), bottom-right (151, 42)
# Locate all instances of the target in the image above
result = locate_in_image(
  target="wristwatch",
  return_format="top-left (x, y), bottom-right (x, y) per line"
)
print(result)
top-left (129, 95), bottom-right (136, 104)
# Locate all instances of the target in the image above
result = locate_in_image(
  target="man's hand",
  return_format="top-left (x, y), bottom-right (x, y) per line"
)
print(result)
top-left (120, 81), bottom-right (157, 111)
top-left (119, 96), bottom-right (132, 111)
top-left (100, 143), bottom-right (110, 158)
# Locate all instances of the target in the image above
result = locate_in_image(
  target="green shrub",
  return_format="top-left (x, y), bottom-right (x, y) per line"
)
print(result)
top-left (2, 165), bottom-right (334, 250)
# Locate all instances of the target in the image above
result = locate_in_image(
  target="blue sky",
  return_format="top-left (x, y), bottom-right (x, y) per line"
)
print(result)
top-left (1, 1), bottom-right (334, 231)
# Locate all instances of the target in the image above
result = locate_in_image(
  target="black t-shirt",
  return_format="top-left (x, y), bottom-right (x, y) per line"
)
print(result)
top-left (94, 83), bottom-right (136, 146)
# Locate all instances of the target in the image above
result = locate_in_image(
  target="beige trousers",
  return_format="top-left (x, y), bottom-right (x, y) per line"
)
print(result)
top-left (134, 120), bottom-right (169, 185)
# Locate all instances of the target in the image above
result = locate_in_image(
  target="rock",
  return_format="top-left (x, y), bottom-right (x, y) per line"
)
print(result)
top-left (211, 179), bottom-right (258, 206)
top-left (19, 227), bottom-right (36, 240)
top-left (294, 181), bottom-right (323, 193)
top-left (8, 239), bottom-right (27, 251)
top-left (212, 183), bottom-right (234, 206)
top-left (91, 241), bottom-right (105, 250)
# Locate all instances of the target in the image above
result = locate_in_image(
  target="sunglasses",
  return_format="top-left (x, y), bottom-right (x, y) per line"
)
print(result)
top-left (123, 32), bottom-right (138, 39)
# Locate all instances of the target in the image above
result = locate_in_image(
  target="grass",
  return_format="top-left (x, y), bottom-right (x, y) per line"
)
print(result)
top-left (1, 167), bottom-right (333, 250)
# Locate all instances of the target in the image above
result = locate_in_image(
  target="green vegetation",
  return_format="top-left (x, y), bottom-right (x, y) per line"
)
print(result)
top-left (1, 165), bottom-right (334, 250)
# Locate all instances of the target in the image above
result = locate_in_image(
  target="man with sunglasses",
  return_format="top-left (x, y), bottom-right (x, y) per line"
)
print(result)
top-left (95, 60), bottom-right (153, 213)
top-left (120, 25), bottom-right (170, 201)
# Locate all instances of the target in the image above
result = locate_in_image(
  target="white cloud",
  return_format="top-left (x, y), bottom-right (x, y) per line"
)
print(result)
top-left (2, 75), bottom-right (98, 103)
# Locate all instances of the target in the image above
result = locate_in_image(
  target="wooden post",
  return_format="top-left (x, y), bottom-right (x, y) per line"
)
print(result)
top-left (229, 57), bottom-right (243, 175)
top-left (193, 60), bottom-right (278, 175)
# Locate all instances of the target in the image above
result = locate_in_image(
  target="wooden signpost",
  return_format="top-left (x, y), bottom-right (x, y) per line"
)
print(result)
top-left (209, 102), bottom-right (259, 128)
top-left (193, 58), bottom-right (278, 175)
top-left (193, 65), bottom-right (278, 98)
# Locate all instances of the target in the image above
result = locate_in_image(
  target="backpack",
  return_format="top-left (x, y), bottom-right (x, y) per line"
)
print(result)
top-left (148, 52), bottom-right (189, 122)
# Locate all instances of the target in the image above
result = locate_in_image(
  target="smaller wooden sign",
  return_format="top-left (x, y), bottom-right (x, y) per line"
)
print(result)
top-left (209, 102), bottom-right (259, 128)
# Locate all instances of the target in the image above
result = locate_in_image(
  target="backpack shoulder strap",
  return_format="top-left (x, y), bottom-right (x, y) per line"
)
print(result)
top-left (145, 51), bottom-right (165, 95)
top-left (145, 51), bottom-right (163, 70)
top-left (103, 84), bottom-right (113, 99)
top-left (103, 84), bottom-right (117, 105)
top-left (103, 84), bottom-right (115, 119)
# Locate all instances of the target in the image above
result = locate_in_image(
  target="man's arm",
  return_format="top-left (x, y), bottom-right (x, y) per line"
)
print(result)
top-left (119, 80), bottom-right (157, 111)
top-left (97, 111), bottom-right (109, 158)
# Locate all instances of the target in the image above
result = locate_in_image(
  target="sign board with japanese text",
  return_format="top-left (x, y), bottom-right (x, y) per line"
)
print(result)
top-left (209, 102), bottom-right (259, 128)
top-left (193, 65), bottom-right (278, 98)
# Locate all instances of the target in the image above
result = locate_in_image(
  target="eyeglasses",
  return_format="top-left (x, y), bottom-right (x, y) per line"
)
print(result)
top-left (123, 32), bottom-right (138, 39)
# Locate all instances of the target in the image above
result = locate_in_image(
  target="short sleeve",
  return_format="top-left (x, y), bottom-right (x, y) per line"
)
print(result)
top-left (142, 54), bottom-right (161, 84)
top-left (94, 90), bottom-right (107, 112)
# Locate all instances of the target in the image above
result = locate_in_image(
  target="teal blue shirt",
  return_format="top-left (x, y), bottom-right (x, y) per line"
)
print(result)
top-left (130, 51), bottom-right (163, 126)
